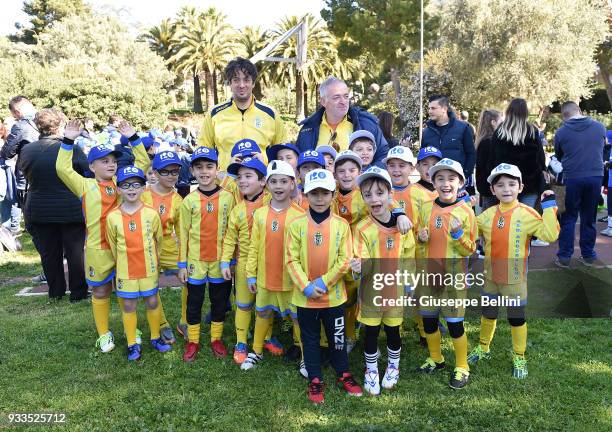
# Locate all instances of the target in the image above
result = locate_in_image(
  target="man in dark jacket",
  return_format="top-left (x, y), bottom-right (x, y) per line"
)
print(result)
top-left (421, 95), bottom-right (475, 180)
top-left (295, 77), bottom-right (389, 167)
top-left (554, 101), bottom-right (606, 267)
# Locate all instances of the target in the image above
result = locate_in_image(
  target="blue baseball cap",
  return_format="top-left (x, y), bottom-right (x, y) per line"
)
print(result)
top-left (152, 150), bottom-right (182, 170)
top-left (297, 150), bottom-right (325, 169)
top-left (141, 136), bottom-right (155, 150)
top-left (315, 145), bottom-right (337, 159)
top-left (417, 146), bottom-right (443, 162)
top-left (87, 144), bottom-right (121, 164)
top-left (119, 135), bottom-right (129, 146)
top-left (190, 146), bottom-right (218, 164)
top-left (266, 143), bottom-right (299, 161)
top-left (227, 156), bottom-right (267, 177)
top-left (231, 139), bottom-right (261, 158)
top-left (116, 166), bottom-right (146, 184)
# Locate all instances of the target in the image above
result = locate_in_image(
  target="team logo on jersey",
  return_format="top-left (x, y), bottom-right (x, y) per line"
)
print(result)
top-left (188, 263), bottom-right (195, 276)
top-left (435, 215), bottom-right (443, 229)
top-left (88, 266), bottom-right (95, 277)
top-left (386, 236), bottom-right (394, 250)
top-left (159, 203), bottom-right (166, 216)
top-left (117, 279), bottom-right (123, 289)
top-left (105, 186), bottom-right (115, 196)
top-left (255, 117), bottom-right (263, 129)
top-left (128, 220), bottom-right (137, 232)
top-left (206, 202), bottom-right (214, 213)
top-left (340, 206), bottom-right (348, 214)
top-left (271, 220), bottom-right (279, 232)
top-left (497, 216), bottom-right (505, 229)
top-left (314, 231), bottom-right (323, 246)
top-left (398, 200), bottom-right (406, 209)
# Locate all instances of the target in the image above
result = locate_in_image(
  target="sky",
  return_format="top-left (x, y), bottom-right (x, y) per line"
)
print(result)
top-left (1, 0), bottom-right (326, 36)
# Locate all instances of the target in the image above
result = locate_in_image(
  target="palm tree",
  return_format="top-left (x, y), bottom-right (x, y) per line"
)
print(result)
top-left (237, 26), bottom-right (273, 99)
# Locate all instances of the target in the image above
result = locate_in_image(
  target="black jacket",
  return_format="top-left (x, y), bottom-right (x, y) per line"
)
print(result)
top-left (475, 136), bottom-right (494, 197)
top-left (1, 116), bottom-right (40, 190)
top-left (19, 135), bottom-right (88, 224)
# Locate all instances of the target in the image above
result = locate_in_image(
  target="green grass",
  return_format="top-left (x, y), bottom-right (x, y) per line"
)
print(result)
top-left (0, 239), bottom-right (611, 431)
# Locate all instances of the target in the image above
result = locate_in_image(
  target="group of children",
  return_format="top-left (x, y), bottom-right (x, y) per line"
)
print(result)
top-left (56, 121), bottom-right (559, 404)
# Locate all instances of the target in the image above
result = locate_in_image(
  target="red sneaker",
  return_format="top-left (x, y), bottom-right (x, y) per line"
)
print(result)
top-left (307, 378), bottom-right (325, 404)
top-left (183, 342), bottom-right (200, 362)
top-left (211, 339), bottom-right (228, 358)
top-left (337, 373), bottom-right (363, 397)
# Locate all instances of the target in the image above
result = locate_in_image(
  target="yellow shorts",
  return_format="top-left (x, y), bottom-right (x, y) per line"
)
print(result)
top-left (116, 274), bottom-right (159, 299)
top-left (186, 260), bottom-right (223, 285)
top-left (358, 314), bottom-right (403, 327)
top-left (234, 262), bottom-right (255, 310)
top-left (85, 248), bottom-right (115, 286)
top-left (255, 288), bottom-right (296, 319)
top-left (482, 280), bottom-right (528, 306)
top-left (418, 284), bottom-right (467, 321)
top-left (159, 251), bottom-right (179, 271)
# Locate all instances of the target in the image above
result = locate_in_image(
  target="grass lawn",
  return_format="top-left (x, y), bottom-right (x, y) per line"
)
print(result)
top-left (0, 237), bottom-right (610, 431)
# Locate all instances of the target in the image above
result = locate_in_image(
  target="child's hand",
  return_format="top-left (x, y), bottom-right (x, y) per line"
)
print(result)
top-left (64, 119), bottom-right (82, 140)
top-left (117, 120), bottom-right (136, 138)
top-left (229, 154), bottom-right (243, 165)
top-left (397, 214), bottom-right (413, 234)
top-left (540, 190), bottom-right (555, 201)
top-left (469, 195), bottom-right (478, 207)
top-left (349, 257), bottom-right (361, 274)
top-left (310, 287), bottom-right (325, 299)
top-left (252, 152), bottom-right (264, 162)
top-left (418, 228), bottom-right (429, 243)
top-left (221, 267), bottom-right (232, 281)
top-left (178, 268), bottom-right (188, 284)
top-left (450, 216), bottom-right (462, 233)
top-left (248, 282), bottom-right (257, 294)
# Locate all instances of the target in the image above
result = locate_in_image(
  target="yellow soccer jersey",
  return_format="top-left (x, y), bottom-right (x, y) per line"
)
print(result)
top-left (178, 187), bottom-right (235, 267)
top-left (316, 115), bottom-right (353, 151)
top-left (477, 200), bottom-right (559, 284)
top-left (246, 202), bottom-right (306, 292)
top-left (286, 212), bottom-right (352, 308)
top-left (140, 187), bottom-right (182, 268)
top-left (106, 204), bottom-right (162, 280)
top-left (221, 193), bottom-right (266, 266)
top-left (199, 98), bottom-right (286, 170)
top-left (396, 182), bottom-right (438, 224)
top-left (333, 188), bottom-right (369, 229)
top-left (56, 139), bottom-right (149, 251)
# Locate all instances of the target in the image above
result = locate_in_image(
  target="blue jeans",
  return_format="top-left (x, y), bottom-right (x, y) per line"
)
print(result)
top-left (557, 176), bottom-right (602, 260)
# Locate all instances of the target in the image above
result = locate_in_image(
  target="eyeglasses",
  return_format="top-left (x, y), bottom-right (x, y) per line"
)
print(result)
top-left (158, 169), bottom-right (180, 177)
top-left (118, 182), bottom-right (144, 190)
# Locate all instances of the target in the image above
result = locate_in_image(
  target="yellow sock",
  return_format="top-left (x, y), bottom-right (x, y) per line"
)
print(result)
top-left (235, 308), bottom-right (252, 345)
top-left (188, 324), bottom-right (201, 343)
top-left (320, 323), bottom-right (328, 347)
top-left (414, 314), bottom-right (426, 338)
top-left (210, 321), bottom-right (224, 342)
top-left (92, 296), bottom-right (110, 336)
top-left (511, 323), bottom-right (527, 357)
top-left (156, 293), bottom-right (168, 328)
top-left (425, 330), bottom-right (443, 363)
top-left (265, 317), bottom-right (273, 341)
top-left (122, 310), bottom-right (138, 346)
top-left (253, 316), bottom-right (271, 355)
top-left (146, 304), bottom-right (161, 340)
top-left (180, 287), bottom-right (188, 325)
top-left (292, 322), bottom-right (302, 348)
top-left (345, 304), bottom-right (357, 340)
top-left (452, 334), bottom-right (469, 371)
top-left (479, 317), bottom-right (497, 351)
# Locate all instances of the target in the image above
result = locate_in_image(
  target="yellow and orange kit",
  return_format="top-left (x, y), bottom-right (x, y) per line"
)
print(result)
top-left (141, 188), bottom-right (182, 270)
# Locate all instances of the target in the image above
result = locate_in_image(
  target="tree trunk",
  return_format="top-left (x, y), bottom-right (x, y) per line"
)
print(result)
top-left (390, 65), bottom-right (402, 116)
top-left (597, 63), bottom-right (612, 111)
top-left (303, 81), bottom-right (308, 117)
top-left (203, 66), bottom-right (215, 111)
top-left (213, 69), bottom-right (219, 105)
top-left (295, 70), bottom-right (305, 121)
top-left (193, 73), bottom-right (203, 113)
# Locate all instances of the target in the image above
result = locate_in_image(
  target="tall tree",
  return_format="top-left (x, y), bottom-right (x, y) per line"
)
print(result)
top-left (12, 0), bottom-right (90, 44)
top-left (595, 13), bottom-right (612, 110)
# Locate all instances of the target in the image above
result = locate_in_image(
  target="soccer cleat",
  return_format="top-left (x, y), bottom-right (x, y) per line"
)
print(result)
top-left (363, 369), bottom-right (381, 396)
top-left (307, 378), bottom-right (325, 404)
top-left (512, 354), bottom-right (528, 379)
top-left (160, 326), bottom-right (176, 344)
top-left (298, 360), bottom-right (308, 379)
top-left (176, 323), bottom-right (188, 341)
top-left (151, 338), bottom-right (172, 353)
top-left (346, 337), bottom-right (357, 354)
top-left (183, 342), bottom-right (200, 362)
top-left (337, 373), bottom-right (363, 397)
top-left (240, 352), bottom-right (263, 370)
top-left (233, 342), bottom-right (248, 364)
top-left (135, 328), bottom-right (142, 345)
top-left (468, 346), bottom-right (491, 365)
top-left (284, 344), bottom-right (302, 362)
top-left (263, 337), bottom-right (284, 356)
top-left (449, 367), bottom-right (470, 389)
top-left (95, 332), bottom-right (115, 353)
top-left (127, 343), bottom-right (141, 361)
top-left (578, 256), bottom-right (596, 267)
top-left (417, 357), bottom-right (446, 374)
top-left (210, 339), bottom-right (228, 358)
top-left (381, 365), bottom-right (400, 390)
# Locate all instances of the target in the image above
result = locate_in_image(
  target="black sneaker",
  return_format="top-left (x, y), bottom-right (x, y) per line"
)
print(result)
top-left (553, 256), bottom-right (570, 268)
top-left (449, 367), bottom-right (470, 389)
top-left (417, 357), bottom-right (446, 374)
top-left (284, 344), bottom-right (302, 362)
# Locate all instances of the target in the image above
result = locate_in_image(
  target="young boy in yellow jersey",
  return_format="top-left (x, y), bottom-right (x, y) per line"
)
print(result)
top-left (383, 146), bottom-right (417, 215)
top-left (106, 166), bottom-right (172, 360)
top-left (296, 150), bottom-right (326, 210)
top-left (350, 167), bottom-right (416, 395)
top-left (220, 156), bottom-right (269, 364)
top-left (241, 160), bottom-right (306, 371)
top-left (468, 163), bottom-right (559, 379)
top-left (58, 119), bottom-right (150, 353)
top-left (220, 139), bottom-right (264, 203)
top-left (286, 168), bottom-right (363, 404)
top-left (415, 158), bottom-right (477, 389)
top-left (179, 147), bottom-right (236, 362)
top-left (141, 150), bottom-right (183, 344)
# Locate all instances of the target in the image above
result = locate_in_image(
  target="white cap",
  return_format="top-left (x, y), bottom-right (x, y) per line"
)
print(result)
top-left (428, 158), bottom-right (465, 182)
top-left (266, 159), bottom-right (295, 180)
top-left (334, 149), bottom-right (363, 170)
top-left (356, 166), bottom-right (392, 189)
top-left (382, 146), bottom-right (416, 165)
top-left (304, 168), bottom-right (337, 194)
top-left (487, 163), bottom-right (522, 184)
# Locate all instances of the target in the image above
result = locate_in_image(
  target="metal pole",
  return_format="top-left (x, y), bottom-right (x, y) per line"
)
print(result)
top-left (419, 0), bottom-right (424, 142)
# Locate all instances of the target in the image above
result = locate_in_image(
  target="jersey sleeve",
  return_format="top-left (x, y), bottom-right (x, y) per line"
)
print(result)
top-left (106, 213), bottom-right (118, 260)
top-left (132, 138), bottom-right (151, 173)
top-left (221, 206), bottom-right (240, 267)
top-left (526, 202), bottom-right (560, 243)
top-left (245, 213), bottom-right (261, 282)
top-left (451, 208), bottom-right (477, 257)
top-left (198, 114), bottom-right (215, 148)
top-left (153, 212), bottom-right (163, 253)
top-left (178, 199), bottom-right (191, 268)
top-left (285, 221), bottom-right (310, 290)
top-left (56, 141), bottom-right (87, 198)
top-left (320, 221), bottom-right (352, 289)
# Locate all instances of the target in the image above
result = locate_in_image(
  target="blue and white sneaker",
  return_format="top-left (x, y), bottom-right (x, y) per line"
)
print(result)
top-left (127, 343), bottom-right (141, 361)
top-left (151, 338), bottom-right (172, 353)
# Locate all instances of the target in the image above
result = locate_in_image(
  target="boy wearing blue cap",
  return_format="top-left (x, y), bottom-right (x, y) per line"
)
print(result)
top-left (315, 145), bottom-right (337, 172)
top-left (296, 150), bottom-right (326, 210)
top-left (106, 166), bottom-right (172, 360)
top-left (266, 143), bottom-right (299, 173)
top-left (58, 119), bottom-right (151, 353)
top-left (179, 147), bottom-right (236, 362)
